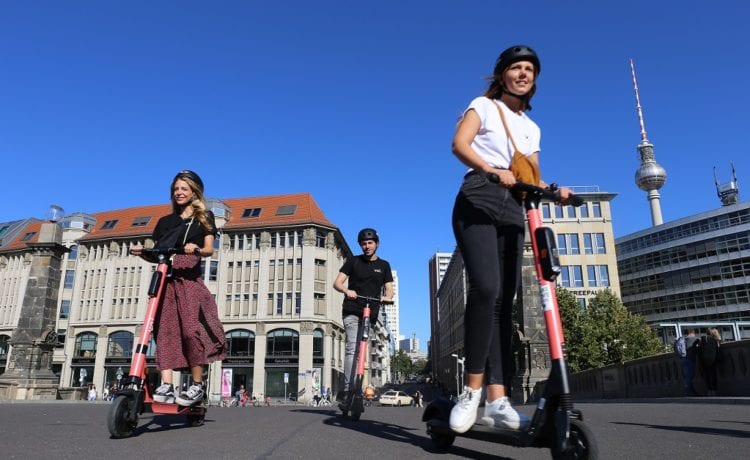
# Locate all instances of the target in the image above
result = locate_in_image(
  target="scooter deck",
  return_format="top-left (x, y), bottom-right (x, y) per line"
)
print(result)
top-left (426, 418), bottom-right (536, 448)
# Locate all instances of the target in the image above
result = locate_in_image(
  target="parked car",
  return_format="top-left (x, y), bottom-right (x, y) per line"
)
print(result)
top-left (379, 390), bottom-right (413, 407)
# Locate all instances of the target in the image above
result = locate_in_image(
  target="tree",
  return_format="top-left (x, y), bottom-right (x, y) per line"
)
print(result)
top-left (390, 349), bottom-right (412, 381)
top-left (557, 288), bottom-right (664, 372)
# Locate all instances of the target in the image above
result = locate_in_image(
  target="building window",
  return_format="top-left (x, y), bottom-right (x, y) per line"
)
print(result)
top-left (554, 205), bottom-right (563, 219)
top-left (579, 203), bottom-right (589, 218)
top-left (131, 216), bottom-right (151, 227)
top-left (266, 329), bottom-right (299, 356)
top-left (566, 205), bottom-right (576, 218)
top-left (295, 293), bottom-right (301, 315)
top-left (584, 233), bottom-right (606, 254)
top-left (209, 260), bottom-right (218, 281)
top-left (592, 202), bottom-right (602, 218)
top-left (313, 329), bottom-right (324, 357)
top-left (242, 208), bottom-right (262, 218)
top-left (74, 332), bottom-right (98, 358)
top-left (594, 233), bottom-right (606, 254)
top-left (561, 265), bottom-right (583, 288)
top-left (68, 245), bottom-right (78, 260)
top-left (226, 329), bottom-right (255, 357)
top-left (314, 259), bottom-right (326, 280)
top-left (101, 219), bottom-right (119, 230)
top-left (64, 270), bottom-right (75, 289)
top-left (316, 231), bottom-right (326, 248)
top-left (276, 205), bottom-right (297, 216)
top-left (541, 203), bottom-right (551, 219)
top-left (276, 294), bottom-right (283, 314)
top-left (21, 232), bottom-right (37, 241)
top-left (0, 335), bottom-right (10, 360)
top-left (60, 300), bottom-right (71, 319)
top-left (314, 293), bottom-right (326, 315)
top-left (107, 331), bottom-right (133, 357)
top-left (557, 234), bottom-right (580, 255)
top-left (587, 265), bottom-right (610, 287)
top-left (576, 297), bottom-right (587, 311)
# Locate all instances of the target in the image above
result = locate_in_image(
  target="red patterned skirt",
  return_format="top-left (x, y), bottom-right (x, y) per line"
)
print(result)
top-left (155, 254), bottom-right (227, 371)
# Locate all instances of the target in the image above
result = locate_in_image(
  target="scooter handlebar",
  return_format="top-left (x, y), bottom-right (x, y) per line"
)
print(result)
top-left (355, 295), bottom-right (394, 305)
top-left (487, 174), bottom-right (583, 207)
top-left (130, 247), bottom-right (181, 263)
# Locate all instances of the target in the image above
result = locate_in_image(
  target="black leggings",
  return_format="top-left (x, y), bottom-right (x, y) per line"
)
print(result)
top-left (452, 193), bottom-right (524, 387)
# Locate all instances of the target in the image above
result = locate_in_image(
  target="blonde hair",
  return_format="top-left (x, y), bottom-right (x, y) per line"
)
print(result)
top-left (708, 328), bottom-right (721, 342)
top-left (170, 174), bottom-right (214, 232)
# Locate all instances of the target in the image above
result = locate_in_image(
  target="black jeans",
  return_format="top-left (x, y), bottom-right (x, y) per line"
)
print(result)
top-left (452, 178), bottom-right (524, 387)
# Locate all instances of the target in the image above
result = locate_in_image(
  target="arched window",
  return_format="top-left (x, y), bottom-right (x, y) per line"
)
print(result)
top-left (226, 329), bottom-right (255, 357)
top-left (266, 329), bottom-right (299, 356)
top-left (68, 244), bottom-right (78, 260)
top-left (74, 332), bottom-right (98, 358)
top-left (313, 329), bottom-right (324, 357)
top-left (107, 331), bottom-right (133, 357)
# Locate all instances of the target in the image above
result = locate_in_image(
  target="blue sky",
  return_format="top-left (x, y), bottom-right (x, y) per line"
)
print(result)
top-left (3, 1), bottom-right (749, 351)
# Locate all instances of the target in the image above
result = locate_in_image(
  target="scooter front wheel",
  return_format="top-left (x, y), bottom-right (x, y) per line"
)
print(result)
top-left (551, 419), bottom-right (598, 460)
top-left (108, 395), bottom-right (138, 438)
top-left (429, 431), bottom-right (455, 451)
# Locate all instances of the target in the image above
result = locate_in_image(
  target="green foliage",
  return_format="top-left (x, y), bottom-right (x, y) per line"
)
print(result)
top-left (557, 288), bottom-right (664, 372)
top-left (390, 349), bottom-right (412, 379)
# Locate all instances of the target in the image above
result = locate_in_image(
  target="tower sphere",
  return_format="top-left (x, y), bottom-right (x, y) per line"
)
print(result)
top-left (636, 161), bottom-right (667, 191)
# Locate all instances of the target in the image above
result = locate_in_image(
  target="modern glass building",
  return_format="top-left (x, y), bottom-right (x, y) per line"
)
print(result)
top-left (616, 201), bottom-right (750, 341)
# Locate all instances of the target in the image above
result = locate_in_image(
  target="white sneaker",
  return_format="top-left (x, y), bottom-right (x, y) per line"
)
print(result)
top-left (449, 386), bottom-right (482, 433)
top-left (152, 383), bottom-right (175, 403)
top-left (480, 396), bottom-right (530, 430)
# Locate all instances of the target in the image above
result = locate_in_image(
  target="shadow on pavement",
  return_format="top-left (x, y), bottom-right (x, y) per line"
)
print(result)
top-left (612, 421), bottom-right (750, 438)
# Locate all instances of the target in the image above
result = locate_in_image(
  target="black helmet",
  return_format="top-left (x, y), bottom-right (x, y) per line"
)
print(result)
top-left (493, 45), bottom-right (540, 76)
top-left (174, 170), bottom-right (204, 193)
top-left (357, 228), bottom-right (379, 243)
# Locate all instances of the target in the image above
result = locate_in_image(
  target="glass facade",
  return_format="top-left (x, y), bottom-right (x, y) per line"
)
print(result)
top-left (617, 202), bottom-right (750, 325)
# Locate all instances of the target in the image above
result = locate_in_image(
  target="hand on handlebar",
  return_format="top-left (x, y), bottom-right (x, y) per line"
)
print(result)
top-left (344, 289), bottom-right (358, 300)
top-left (486, 168), bottom-right (516, 188)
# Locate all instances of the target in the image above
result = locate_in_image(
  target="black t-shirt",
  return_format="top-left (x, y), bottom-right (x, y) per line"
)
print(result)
top-left (339, 255), bottom-right (393, 318)
top-left (152, 211), bottom-right (217, 249)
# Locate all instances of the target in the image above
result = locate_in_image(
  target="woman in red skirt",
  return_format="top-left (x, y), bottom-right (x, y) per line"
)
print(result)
top-left (132, 170), bottom-right (226, 405)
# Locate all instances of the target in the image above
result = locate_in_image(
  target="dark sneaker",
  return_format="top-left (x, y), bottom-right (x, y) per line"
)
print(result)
top-left (153, 383), bottom-right (175, 403)
top-left (175, 384), bottom-right (205, 406)
top-left (336, 390), bottom-right (348, 402)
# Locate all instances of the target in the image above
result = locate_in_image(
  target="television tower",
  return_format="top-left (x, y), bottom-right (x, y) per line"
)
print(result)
top-left (630, 59), bottom-right (667, 226)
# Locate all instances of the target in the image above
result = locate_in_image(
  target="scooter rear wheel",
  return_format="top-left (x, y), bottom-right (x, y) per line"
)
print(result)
top-left (108, 395), bottom-right (138, 438)
top-left (551, 419), bottom-right (598, 460)
top-left (349, 395), bottom-right (363, 421)
top-left (187, 414), bottom-right (205, 427)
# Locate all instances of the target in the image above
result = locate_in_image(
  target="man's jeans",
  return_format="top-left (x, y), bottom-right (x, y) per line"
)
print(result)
top-left (343, 314), bottom-right (361, 392)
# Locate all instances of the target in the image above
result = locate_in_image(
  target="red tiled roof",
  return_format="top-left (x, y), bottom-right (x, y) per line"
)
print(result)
top-left (54, 193), bottom-right (332, 245)
top-left (0, 193), bottom-right (335, 251)
top-left (221, 193), bottom-right (333, 230)
top-left (0, 220), bottom-right (43, 252)
top-left (78, 203), bottom-right (171, 242)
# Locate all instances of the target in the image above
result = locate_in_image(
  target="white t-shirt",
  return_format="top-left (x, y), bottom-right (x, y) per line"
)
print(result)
top-left (460, 96), bottom-right (541, 169)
